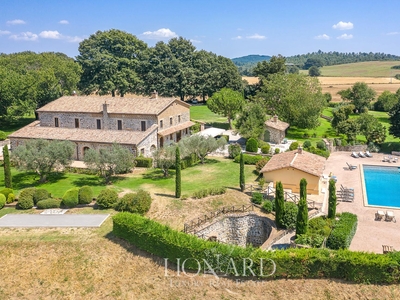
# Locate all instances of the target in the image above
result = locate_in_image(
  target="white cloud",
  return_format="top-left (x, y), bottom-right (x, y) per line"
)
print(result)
top-left (315, 34), bottom-right (330, 40)
top-left (387, 31), bottom-right (400, 35)
top-left (7, 19), bottom-right (26, 25)
top-left (190, 39), bottom-right (201, 44)
top-left (337, 34), bottom-right (353, 40)
top-left (332, 21), bottom-right (353, 30)
top-left (39, 30), bottom-right (62, 39)
top-left (141, 28), bottom-right (177, 40)
top-left (10, 31), bottom-right (38, 41)
top-left (66, 36), bottom-right (83, 43)
top-left (232, 36), bottom-right (243, 40)
top-left (0, 30), bottom-right (11, 35)
top-left (59, 20), bottom-right (69, 25)
top-left (247, 33), bottom-right (266, 40)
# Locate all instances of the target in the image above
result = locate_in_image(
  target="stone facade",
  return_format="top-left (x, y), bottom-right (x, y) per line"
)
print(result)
top-left (266, 127), bottom-right (285, 144)
top-left (194, 214), bottom-right (272, 247)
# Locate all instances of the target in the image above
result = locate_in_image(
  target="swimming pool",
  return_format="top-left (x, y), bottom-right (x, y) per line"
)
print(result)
top-left (363, 165), bottom-right (400, 208)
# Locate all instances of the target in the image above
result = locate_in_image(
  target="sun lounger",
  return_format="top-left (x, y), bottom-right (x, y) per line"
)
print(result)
top-left (359, 151), bottom-right (366, 158)
top-left (341, 184), bottom-right (354, 192)
top-left (365, 151), bottom-right (373, 158)
top-left (383, 156), bottom-right (388, 162)
top-left (385, 211), bottom-right (396, 222)
top-left (346, 162), bottom-right (357, 170)
top-left (393, 157), bottom-right (398, 163)
top-left (351, 152), bottom-right (359, 158)
top-left (336, 190), bottom-right (354, 202)
top-left (375, 210), bottom-right (385, 221)
top-left (382, 245), bottom-right (394, 254)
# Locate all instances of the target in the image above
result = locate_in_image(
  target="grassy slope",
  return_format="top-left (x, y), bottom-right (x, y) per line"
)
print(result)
top-left (0, 157), bottom-right (258, 198)
top-left (320, 61), bottom-right (400, 77)
top-left (190, 105), bottom-right (230, 129)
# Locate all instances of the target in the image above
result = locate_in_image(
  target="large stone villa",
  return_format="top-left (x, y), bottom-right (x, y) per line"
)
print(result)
top-left (9, 93), bottom-right (194, 160)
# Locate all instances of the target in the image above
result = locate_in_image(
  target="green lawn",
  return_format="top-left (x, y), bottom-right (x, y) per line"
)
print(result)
top-left (0, 157), bottom-right (258, 198)
top-left (0, 115), bottom-right (36, 137)
top-left (190, 105), bottom-right (230, 129)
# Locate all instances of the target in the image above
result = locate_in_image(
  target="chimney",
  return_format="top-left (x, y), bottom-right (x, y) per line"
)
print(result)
top-left (273, 115), bottom-right (278, 123)
top-left (150, 90), bottom-right (158, 99)
top-left (297, 146), bottom-right (303, 154)
top-left (102, 102), bottom-right (109, 130)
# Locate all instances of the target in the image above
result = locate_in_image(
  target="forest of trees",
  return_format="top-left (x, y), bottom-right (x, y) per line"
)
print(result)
top-left (232, 50), bottom-right (400, 75)
top-left (0, 30), bottom-right (242, 120)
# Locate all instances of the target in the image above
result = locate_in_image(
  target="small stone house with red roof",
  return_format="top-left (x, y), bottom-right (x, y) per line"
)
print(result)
top-left (264, 115), bottom-right (289, 144)
top-left (9, 94), bottom-right (194, 160)
top-left (260, 148), bottom-right (326, 195)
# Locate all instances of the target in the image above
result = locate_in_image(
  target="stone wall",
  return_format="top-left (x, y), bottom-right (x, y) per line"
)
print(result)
top-left (266, 127), bottom-right (285, 144)
top-left (194, 214), bottom-right (272, 247)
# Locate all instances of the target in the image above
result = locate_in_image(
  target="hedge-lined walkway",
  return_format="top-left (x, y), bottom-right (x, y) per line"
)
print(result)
top-left (325, 151), bottom-right (400, 253)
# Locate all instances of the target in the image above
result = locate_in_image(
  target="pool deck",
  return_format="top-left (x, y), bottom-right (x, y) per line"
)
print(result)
top-left (325, 151), bottom-right (400, 254)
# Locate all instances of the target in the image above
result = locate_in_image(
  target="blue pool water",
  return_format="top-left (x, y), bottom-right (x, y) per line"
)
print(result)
top-left (363, 165), bottom-right (400, 208)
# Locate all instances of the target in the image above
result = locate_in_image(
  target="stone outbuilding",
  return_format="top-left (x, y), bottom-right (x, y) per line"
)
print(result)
top-left (264, 115), bottom-right (289, 144)
top-left (260, 147), bottom-right (326, 195)
top-left (9, 94), bottom-right (194, 160)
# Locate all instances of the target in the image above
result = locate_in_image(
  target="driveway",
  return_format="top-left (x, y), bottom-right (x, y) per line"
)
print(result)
top-left (0, 214), bottom-right (109, 228)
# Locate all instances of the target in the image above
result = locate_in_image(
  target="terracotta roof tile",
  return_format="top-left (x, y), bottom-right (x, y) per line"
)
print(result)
top-left (157, 121), bottom-right (195, 136)
top-left (260, 150), bottom-right (326, 177)
top-left (36, 96), bottom-right (190, 115)
top-left (9, 121), bottom-right (157, 145)
top-left (265, 116), bottom-right (289, 131)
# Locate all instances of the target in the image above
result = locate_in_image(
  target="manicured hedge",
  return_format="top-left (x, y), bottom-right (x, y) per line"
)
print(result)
top-left (18, 187), bottom-right (36, 209)
top-left (115, 190), bottom-right (152, 215)
top-left (37, 199), bottom-right (62, 209)
top-left (61, 188), bottom-right (79, 208)
top-left (246, 138), bottom-right (258, 152)
top-left (192, 187), bottom-right (226, 199)
top-left (7, 193), bottom-right (15, 204)
top-left (97, 189), bottom-right (118, 209)
top-left (33, 188), bottom-right (50, 205)
top-left (135, 156), bottom-right (153, 168)
top-left (326, 212), bottom-right (358, 250)
top-left (251, 192), bottom-right (263, 205)
top-left (0, 194), bottom-right (6, 209)
top-left (78, 186), bottom-right (93, 204)
top-left (113, 212), bottom-right (400, 284)
top-left (234, 154), bottom-right (263, 165)
top-left (0, 188), bottom-right (13, 199)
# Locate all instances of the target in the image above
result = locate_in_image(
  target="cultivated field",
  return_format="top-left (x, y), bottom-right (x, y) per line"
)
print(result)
top-left (320, 61), bottom-right (400, 77)
top-left (242, 76), bottom-right (400, 102)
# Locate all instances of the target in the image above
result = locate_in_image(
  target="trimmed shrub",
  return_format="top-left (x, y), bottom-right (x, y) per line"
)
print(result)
top-left (113, 212), bottom-right (400, 284)
top-left (246, 138), bottom-right (258, 152)
top-left (326, 212), bottom-right (358, 250)
top-left (135, 156), bottom-right (153, 168)
top-left (289, 142), bottom-right (299, 151)
top-left (281, 202), bottom-right (298, 230)
top-left (96, 189), bottom-right (119, 209)
top-left (228, 143), bottom-right (242, 159)
top-left (302, 140), bottom-right (312, 149)
top-left (316, 140), bottom-right (326, 150)
top-left (7, 193), bottom-right (15, 204)
top-left (295, 233), bottom-right (325, 248)
top-left (0, 131), bottom-right (6, 141)
top-left (0, 188), bottom-right (13, 199)
top-left (61, 188), bottom-right (79, 208)
top-left (255, 158), bottom-right (269, 173)
top-left (262, 200), bottom-right (273, 213)
top-left (115, 190), bottom-right (152, 215)
top-left (234, 154), bottom-right (263, 165)
top-left (274, 148), bottom-right (280, 154)
top-left (37, 199), bottom-right (62, 209)
top-left (33, 188), bottom-right (50, 205)
top-left (251, 192), bottom-right (263, 205)
top-left (261, 144), bottom-right (271, 154)
top-left (180, 153), bottom-right (199, 169)
top-left (17, 187), bottom-right (36, 210)
top-left (192, 187), bottom-right (226, 199)
top-left (0, 194), bottom-right (6, 209)
top-left (306, 146), bottom-right (330, 159)
top-left (78, 186), bottom-right (94, 204)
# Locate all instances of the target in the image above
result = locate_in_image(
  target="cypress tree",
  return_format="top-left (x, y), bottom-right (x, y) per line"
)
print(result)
top-left (239, 152), bottom-right (245, 192)
top-left (275, 181), bottom-right (285, 228)
top-left (296, 178), bottom-right (308, 236)
top-left (328, 179), bottom-right (337, 219)
top-left (175, 147), bottom-right (181, 198)
top-left (3, 145), bottom-right (12, 188)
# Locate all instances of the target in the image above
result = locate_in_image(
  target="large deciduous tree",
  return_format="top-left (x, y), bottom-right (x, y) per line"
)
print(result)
top-left (236, 101), bottom-right (267, 139)
top-left (253, 55), bottom-right (286, 79)
top-left (374, 90), bottom-right (399, 112)
top-left (357, 113), bottom-right (386, 144)
top-left (336, 119), bottom-right (361, 143)
top-left (207, 88), bottom-right (244, 129)
top-left (256, 73), bottom-right (325, 129)
top-left (11, 139), bottom-right (74, 183)
top-left (84, 143), bottom-right (135, 184)
top-left (77, 29), bottom-right (147, 97)
top-left (338, 82), bottom-right (376, 112)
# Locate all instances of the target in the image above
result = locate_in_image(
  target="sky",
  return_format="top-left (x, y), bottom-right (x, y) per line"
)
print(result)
top-left (1, 0), bottom-right (400, 59)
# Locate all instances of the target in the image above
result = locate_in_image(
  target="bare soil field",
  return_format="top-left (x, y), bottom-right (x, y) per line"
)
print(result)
top-left (243, 76), bottom-right (400, 102)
